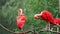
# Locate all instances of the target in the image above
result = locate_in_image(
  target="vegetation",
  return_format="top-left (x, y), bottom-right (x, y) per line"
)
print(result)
top-left (0, 0), bottom-right (59, 34)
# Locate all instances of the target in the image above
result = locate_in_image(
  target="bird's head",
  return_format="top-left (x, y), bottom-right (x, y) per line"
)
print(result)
top-left (34, 12), bottom-right (43, 19)
top-left (18, 8), bottom-right (23, 15)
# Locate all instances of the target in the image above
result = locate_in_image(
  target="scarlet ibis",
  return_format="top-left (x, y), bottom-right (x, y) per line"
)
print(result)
top-left (34, 10), bottom-right (60, 31)
top-left (17, 8), bottom-right (26, 31)
top-left (34, 10), bottom-right (54, 25)
top-left (34, 10), bottom-right (55, 30)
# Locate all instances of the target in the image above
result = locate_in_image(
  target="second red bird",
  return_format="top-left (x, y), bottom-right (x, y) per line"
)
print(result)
top-left (17, 9), bottom-right (26, 29)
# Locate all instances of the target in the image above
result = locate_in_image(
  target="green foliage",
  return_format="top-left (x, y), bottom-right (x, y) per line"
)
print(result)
top-left (0, 0), bottom-right (59, 34)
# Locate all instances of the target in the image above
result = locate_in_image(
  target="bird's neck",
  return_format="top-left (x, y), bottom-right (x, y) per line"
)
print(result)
top-left (18, 11), bottom-right (23, 16)
top-left (19, 13), bottom-right (24, 16)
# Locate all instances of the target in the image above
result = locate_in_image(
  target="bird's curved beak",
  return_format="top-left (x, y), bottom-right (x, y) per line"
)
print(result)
top-left (34, 11), bottom-right (43, 19)
top-left (34, 14), bottom-right (41, 19)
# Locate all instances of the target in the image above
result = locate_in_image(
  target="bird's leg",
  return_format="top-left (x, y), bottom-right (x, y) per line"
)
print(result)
top-left (21, 28), bottom-right (24, 32)
top-left (50, 25), bottom-right (54, 32)
top-left (48, 23), bottom-right (51, 34)
top-left (43, 24), bottom-right (48, 30)
top-left (20, 28), bottom-right (25, 34)
top-left (43, 23), bottom-right (49, 31)
top-left (48, 23), bottom-right (50, 30)
top-left (56, 24), bottom-right (59, 34)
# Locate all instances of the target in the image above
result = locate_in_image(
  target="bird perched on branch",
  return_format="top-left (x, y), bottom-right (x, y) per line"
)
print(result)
top-left (34, 10), bottom-right (60, 24)
top-left (34, 10), bottom-right (55, 30)
top-left (34, 10), bottom-right (55, 25)
top-left (34, 10), bottom-right (60, 31)
top-left (17, 8), bottom-right (26, 31)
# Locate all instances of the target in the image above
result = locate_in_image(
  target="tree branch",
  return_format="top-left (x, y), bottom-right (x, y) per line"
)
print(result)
top-left (0, 23), bottom-right (34, 34)
top-left (0, 23), bottom-right (14, 33)
top-left (39, 30), bottom-right (60, 33)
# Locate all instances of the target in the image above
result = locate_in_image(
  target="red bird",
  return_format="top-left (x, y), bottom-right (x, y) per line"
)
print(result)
top-left (34, 10), bottom-right (54, 25)
top-left (17, 8), bottom-right (26, 29)
top-left (34, 10), bottom-right (60, 30)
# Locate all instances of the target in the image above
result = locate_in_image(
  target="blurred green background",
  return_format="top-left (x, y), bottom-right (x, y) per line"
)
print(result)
top-left (0, 0), bottom-right (59, 34)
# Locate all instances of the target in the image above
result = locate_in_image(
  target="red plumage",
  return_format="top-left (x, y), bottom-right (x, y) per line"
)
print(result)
top-left (17, 9), bottom-right (26, 29)
top-left (54, 18), bottom-right (60, 25)
top-left (34, 10), bottom-right (54, 25)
